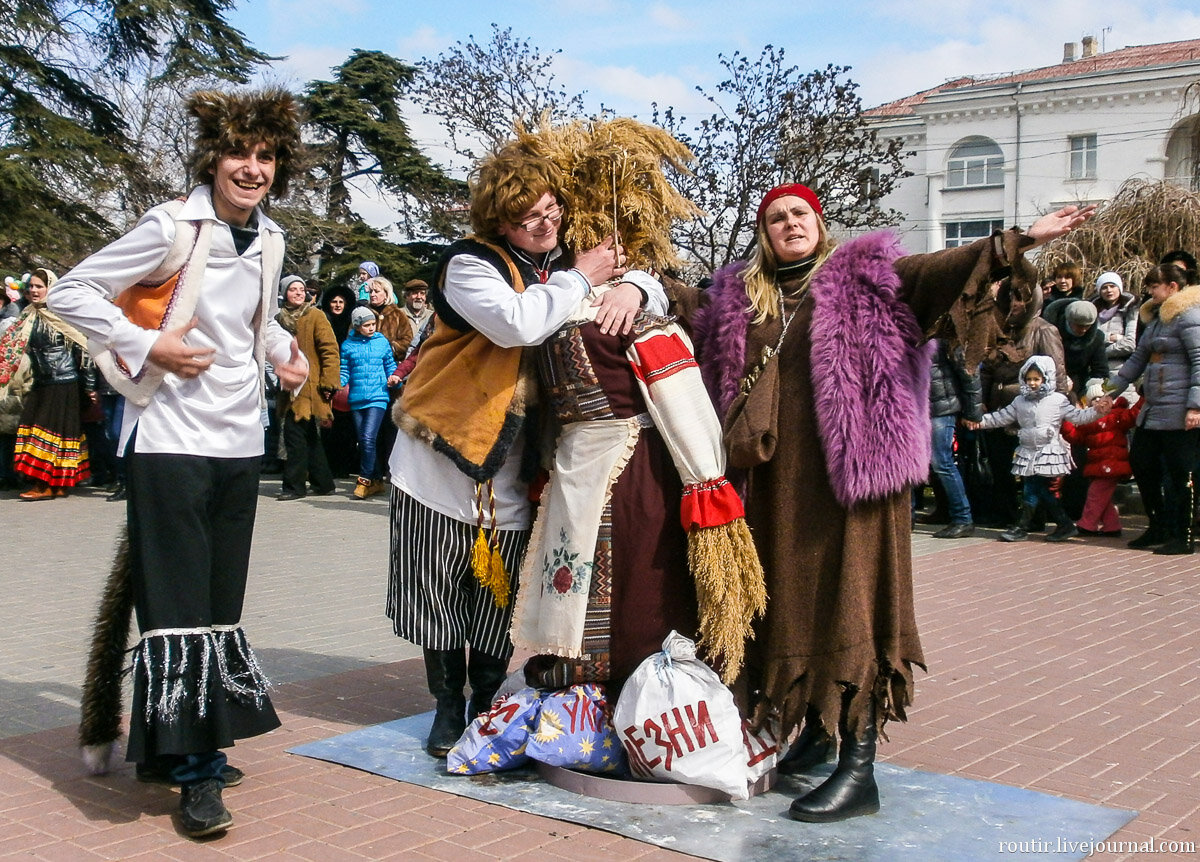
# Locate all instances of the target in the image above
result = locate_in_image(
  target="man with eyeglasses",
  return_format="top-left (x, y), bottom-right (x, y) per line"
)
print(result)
top-left (386, 143), bottom-right (667, 758)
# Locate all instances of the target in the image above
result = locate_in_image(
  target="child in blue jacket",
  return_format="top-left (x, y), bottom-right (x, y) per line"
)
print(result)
top-left (341, 306), bottom-right (399, 498)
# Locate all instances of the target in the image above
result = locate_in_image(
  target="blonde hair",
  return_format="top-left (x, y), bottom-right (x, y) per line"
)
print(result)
top-left (742, 214), bottom-right (835, 324)
top-left (468, 145), bottom-right (564, 240)
top-left (368, 276), bottom-right (396, 306)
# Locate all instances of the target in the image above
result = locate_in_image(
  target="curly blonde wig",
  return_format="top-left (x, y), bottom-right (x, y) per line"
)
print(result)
top-left (468, 146), bottom-right (564, 240)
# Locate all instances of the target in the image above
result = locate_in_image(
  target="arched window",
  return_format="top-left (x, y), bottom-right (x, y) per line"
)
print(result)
top-left (946, 138), bottom-right (1004, 188)
top-left (1165, 115), bottom-right (1199, 191)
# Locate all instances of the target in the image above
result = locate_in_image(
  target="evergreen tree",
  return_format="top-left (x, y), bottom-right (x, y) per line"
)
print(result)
top-left (0, 0), bottom-right (269, 271)
top-left (292, 49), bottom-right (463, 287)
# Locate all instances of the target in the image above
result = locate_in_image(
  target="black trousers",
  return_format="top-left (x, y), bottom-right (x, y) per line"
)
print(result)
top-left (281, 412), bottom-right (335, 495)
top-left (1130, 427), bottom-right (1199, 541)
top-left (124, 450), bottom-right (279, 762)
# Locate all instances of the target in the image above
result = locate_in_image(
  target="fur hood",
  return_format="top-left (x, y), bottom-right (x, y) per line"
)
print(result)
top-left (1141, 284), bottom-right (1200, 325)
top-left (1018, 354), bottom-right (1057, 399)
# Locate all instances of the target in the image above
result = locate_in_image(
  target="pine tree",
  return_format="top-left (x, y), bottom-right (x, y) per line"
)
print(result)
top-left (0, 0), bottom-right (269, 271)
top-left (291, 49), bottom-right (464, 287)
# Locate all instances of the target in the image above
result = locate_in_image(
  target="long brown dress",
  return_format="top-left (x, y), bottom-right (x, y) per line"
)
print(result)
top-left (678, 230), bottom-right (1034, 741)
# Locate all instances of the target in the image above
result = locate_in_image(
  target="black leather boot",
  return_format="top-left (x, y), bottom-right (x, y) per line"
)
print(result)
top-left (1127, 509), bottom-right (1167, 549)
top-left (777, 704), bottom-right (835, 775)
top-left (999, 504), bottom-right (1035, 543)
top-left (788, 695), bottom-right (879, 823)
top-left (1044, 499), bottom-right (1078, 542)
top-left (467, 650), bottom-right (510, 719)
top-left (423, 648), bottom-right (467, 758)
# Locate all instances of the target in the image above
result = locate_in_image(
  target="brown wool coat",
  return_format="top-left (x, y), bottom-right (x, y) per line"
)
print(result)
top-left (280, 307), bottom-right (341, 423)
top-left (673, 231), bottom-right (1035, 742)
top-left (375, 304), bottom-right (413, 361)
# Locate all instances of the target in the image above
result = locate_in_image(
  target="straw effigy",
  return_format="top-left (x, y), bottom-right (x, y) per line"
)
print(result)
top-left (509, 116), bottom-right (700, 271)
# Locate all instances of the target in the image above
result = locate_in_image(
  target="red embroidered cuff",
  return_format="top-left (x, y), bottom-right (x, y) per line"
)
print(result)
top-left (680, 478), bottom-right (744, 531)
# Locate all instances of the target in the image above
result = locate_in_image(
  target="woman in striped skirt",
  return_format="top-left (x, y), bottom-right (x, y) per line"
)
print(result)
top-left (0, 268), bottom-right (95, 499)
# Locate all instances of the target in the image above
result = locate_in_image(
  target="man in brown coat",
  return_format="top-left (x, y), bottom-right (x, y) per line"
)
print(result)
top-left (276, 275), bottom-right (341, 500)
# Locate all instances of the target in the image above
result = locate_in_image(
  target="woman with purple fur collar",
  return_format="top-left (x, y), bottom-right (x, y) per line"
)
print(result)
top-left (675, 184), bottom-right (1093, 823)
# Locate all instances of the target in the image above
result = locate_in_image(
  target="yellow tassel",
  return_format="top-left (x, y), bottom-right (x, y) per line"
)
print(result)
top-left (488, 545), bottom-right (511, 609)
top-left (688, 518), bottom-right (767, 684)
top-left (470, 526), bottom-right (491, 589)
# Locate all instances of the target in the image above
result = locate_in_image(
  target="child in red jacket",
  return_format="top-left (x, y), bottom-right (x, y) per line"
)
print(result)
top-left (1062, 396), bottom-right (1141, 536)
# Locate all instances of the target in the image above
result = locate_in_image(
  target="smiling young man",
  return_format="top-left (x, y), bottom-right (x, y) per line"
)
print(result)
top-left (48, 88), bottom-right (306, 839)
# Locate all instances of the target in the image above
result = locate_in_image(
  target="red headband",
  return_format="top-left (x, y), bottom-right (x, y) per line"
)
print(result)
top-left (756, 183), bottom-right (824, 225)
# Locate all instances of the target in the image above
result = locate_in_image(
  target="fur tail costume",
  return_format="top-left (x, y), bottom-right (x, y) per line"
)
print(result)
top-left (79, 526), bottom-right (134, 774)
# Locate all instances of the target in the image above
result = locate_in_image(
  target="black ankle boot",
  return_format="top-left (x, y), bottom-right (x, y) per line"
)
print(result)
top-left (179, 778), bottom-right (232, 837)
top-left (1127, 521), bottom-right (1167, 549)
top-left (777, 705), bottom-right (835, 776)
top-left (424, 648), bottom-right (467, 758)
top-left (1044, 500), bottom-right (1078, 542)
top-left (467, 650), bottom-right (510, 719)
top-left (788, 696), bottom-right (880, 823)
top-left (1153, 538), bottom-right (1195, 555)
top-left (999, 503), bottom-right (1035, 543)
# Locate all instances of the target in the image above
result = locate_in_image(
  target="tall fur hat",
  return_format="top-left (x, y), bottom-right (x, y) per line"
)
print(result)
top-left (186, 88), bottom-right (302, 198)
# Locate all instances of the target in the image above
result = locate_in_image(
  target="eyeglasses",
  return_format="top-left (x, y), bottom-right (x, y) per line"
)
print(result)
top-left (517, 204), bottom-right (564, 233)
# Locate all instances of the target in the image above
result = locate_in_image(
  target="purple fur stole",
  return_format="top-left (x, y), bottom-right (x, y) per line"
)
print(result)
top-left (694, 231), bottom-right (934, 508)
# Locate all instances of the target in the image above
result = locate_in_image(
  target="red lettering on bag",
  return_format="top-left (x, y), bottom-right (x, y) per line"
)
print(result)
top-left (684, 701), bottom-right (717, 748)
top-left (742, 723), bottom-right (777, 767)
top-left (477, 701), bottom-right (521, 737)
top-left (621, 725), bottom-right (660, 776)
top-left (564, 694), bottom-right (600, 734)
top-left (644, 717), bottom-right (673, 770)
top-left (660, 707), bottom-right (695, 769)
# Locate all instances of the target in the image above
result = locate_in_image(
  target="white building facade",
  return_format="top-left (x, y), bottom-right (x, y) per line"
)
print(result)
top-left (866, 38), bottom-right (1200, 253)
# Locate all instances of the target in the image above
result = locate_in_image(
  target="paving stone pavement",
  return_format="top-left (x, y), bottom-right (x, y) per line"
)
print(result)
top-left (1, 479), bottom-right (1198, 860)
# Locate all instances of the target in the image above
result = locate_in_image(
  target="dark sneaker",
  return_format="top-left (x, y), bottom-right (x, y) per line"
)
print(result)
top-left (1045, 524), bottom-right (1079, 542)
top-left (932, 522), bottom-right (975, 539)
top-left (137, 763), bottom-right (244, 787)
top-left (178, 778), bottom-right (232, 837)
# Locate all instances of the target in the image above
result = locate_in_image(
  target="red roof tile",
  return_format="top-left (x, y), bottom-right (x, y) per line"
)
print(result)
top-left (867, 39), bottom-right (1200, 117)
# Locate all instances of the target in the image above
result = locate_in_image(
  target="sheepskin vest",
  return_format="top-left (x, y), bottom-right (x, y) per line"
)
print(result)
top-left (395, 237), bottom-right (536, 482)
top-left (695, 231), bottom-right (932, 508)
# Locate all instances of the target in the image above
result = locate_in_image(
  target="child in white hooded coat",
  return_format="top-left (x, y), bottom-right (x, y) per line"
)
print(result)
top-left (968, 354), bottom-right (1110, 542)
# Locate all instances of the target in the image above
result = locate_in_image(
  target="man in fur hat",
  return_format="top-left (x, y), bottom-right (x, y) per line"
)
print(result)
top-left (48, 87), bottom-right (307, 838)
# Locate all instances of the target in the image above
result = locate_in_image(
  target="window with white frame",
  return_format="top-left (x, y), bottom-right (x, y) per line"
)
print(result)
top-left (944, 219), bottom-right (1005, 248)
top-left (946, 138), bottom-right (1004, 188)
top-left (1069, 134), bottom-right (1097, 180)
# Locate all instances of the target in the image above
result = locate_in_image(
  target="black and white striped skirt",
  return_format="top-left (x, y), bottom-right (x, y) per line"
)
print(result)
top-left (386, 486), bottom-right (529, 657)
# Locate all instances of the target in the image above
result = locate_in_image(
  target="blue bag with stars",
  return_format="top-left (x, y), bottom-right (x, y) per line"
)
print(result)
top-left (446, 687), bottom-right (540, 775)
top-left (525, 684), bottom-right (627, 774)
